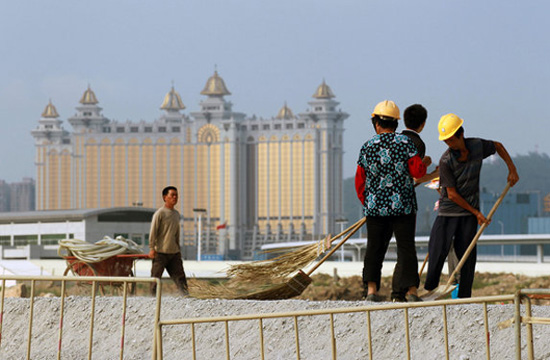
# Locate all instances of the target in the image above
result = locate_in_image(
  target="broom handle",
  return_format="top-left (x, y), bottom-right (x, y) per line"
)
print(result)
top-left (444, 182), bottom-right (511, 287)
top-left (329, 218), bottom-right (366, 245)
top-left (418, 252), bottom-right (429, 277)
top-left (306, 217), bottom-right (366, 276)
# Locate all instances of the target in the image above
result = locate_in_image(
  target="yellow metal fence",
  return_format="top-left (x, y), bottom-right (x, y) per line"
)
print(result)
top-left (0, 275), bottom-right (161, 360)
top-left (155, 294), bottom-right (549, 360)
top-left (0, 274), bottom-right (549, 360)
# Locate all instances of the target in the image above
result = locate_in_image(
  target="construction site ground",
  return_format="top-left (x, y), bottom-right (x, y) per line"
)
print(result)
top-left (2, 271), bottom-right (550, 359)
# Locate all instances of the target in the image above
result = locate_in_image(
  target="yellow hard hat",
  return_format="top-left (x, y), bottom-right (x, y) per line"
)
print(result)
top-left (371, 100), bottom-right (400, 120)
top-left (438, 113), bottom-right (464, 140)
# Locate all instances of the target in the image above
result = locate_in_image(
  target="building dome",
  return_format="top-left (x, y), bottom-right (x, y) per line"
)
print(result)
top-left (41, 100), bottom-right (59, 118)
top-left (312, 80), bottom-right (335, 99)
top-left (276, 102), bottom-right (295, 120)
top-left (200, 71), bottom-right (231, 96)
top-left (79, 86), bottom-right (99, 105)
top-left (160, 86), bottom-right (186, 111)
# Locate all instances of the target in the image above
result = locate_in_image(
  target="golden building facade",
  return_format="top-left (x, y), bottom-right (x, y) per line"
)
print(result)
top-left (32, 73), bottom-right (348, 259)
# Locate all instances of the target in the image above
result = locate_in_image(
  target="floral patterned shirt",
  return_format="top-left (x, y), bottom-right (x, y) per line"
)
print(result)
top-left (356, 132), bottom-right (418, 217)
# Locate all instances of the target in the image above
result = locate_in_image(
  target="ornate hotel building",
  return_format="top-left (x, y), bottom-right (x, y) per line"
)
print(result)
top-left (31, 72), bottom-right (349, 259)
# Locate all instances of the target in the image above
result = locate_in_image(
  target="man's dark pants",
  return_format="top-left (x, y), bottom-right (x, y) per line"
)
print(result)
top-left (363, 214), bottom-right (419, 299)
top-left (150, 252), bottom-right (188, 296)
top-left (424, 215), bottom-right (477, 298)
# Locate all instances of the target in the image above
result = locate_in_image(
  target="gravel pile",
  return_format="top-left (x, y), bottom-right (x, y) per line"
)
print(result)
top-left (1, 296), bottom-right (550, 359)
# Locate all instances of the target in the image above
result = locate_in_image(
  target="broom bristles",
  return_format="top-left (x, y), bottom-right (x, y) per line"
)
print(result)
top-left (226, 241), bottom-right (325, 283)
top-left (189, 269), bottom-right (313, 300)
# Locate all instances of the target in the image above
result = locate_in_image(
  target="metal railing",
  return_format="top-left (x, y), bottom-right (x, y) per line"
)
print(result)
top-left (2, 273), bottom-right (549, 360)
top-left (0, 275), bottom-right (161, 360)
top-left (514, 289), bottom-right (550, 360)
top-left (155, 295), bottom-right (519, 360)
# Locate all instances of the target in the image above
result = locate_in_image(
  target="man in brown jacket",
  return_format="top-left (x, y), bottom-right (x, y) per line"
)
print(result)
top-left (148, 186), bottom-right (189, 296)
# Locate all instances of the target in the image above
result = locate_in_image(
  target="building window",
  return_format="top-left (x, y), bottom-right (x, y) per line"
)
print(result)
top-left (62, 139), bottom-right (70, 144)
top-left (297, 123), bottom-right (305, 129)
top-left (251, 125), bottom-right (258, 130)
top-left (158, 127), bottom-right (166, 133)
top-left (45, 125), bottom-right (53, 129)
top-left (172, 126), bottom-right (181, 132)
top-left (274, 124), bottom-right (281, 130)
top-left (517, 194), bottom-right (530, 204)
top-left (144, 127), bottom-right (152, 133)
top-left (116, 127), bottom-right (125, 133)
top-left (103, 127), bottom-right (111, 133)
top-left (315, 106), bottom-right (323, 111)
top-left (130, 127), bottom-right (139, 133)
top-left (263, 124), bottom-right (270, 130)
top-left (286, 123), bottom-right (293, 129)
top-left (241, 125), bottom-right (247, 131)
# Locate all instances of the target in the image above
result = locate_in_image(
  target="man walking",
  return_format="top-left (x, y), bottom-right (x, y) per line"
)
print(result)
top-left (149, 186), bottom-right (189, 296)
top-left (424, 114), bottom-right (519, 298)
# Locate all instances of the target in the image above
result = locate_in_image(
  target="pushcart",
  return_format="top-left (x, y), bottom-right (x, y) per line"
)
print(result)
top-left (63, 253), bottom-right (150, 295)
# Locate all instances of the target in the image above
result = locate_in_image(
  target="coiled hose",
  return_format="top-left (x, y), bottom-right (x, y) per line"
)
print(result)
top-left (58, 236), bottom-right (144, 263)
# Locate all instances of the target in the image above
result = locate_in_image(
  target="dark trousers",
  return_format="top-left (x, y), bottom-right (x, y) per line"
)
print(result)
top-left (150, 252), bottom-right (188, 296)
top-left (363, 214), bottom-right (419, 299)
top-left (424, 216), bottom-right (477, 298)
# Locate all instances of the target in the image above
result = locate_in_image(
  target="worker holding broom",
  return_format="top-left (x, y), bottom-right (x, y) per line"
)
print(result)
top-left (424, 114), bottom-right (519, 298)
top-left (355, 100), bottom-right (428, 302)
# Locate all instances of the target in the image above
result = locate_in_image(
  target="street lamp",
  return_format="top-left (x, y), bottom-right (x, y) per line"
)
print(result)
top-left (193, 208), bottom-right (207, 261)
top-left (497, 220), bottom-right (504, 234)
top-left (335, 218), bottom-right (348, 262)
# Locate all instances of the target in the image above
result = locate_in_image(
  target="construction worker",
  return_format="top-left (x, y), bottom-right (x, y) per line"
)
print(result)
top-left (402, 104), bottom-right (461, 294)
top-left (355, 100), bottom-right (428, 302)
top-left (149, 186), bottom-right (189, 296)
top-left (424, 114), bottom-right (519, 298)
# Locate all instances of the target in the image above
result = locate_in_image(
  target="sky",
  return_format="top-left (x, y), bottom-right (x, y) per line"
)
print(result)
top-left (1, 0), bottom-right (549, 182)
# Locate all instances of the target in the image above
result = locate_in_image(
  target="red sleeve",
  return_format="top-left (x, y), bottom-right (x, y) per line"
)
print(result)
top-left (407, 155), bottom-right (427, 178)
top-left (355, 165), bottom-right (366, 204)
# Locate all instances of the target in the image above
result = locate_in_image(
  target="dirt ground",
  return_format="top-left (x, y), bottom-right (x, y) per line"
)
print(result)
top-left (2, 272), bottom-right (550, 359)
top-left (297, 272), bottom-right (550, 304)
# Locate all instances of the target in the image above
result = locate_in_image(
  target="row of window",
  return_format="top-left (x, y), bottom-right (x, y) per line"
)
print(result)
top-left (243, 123), bottom-right (305, 131)
top-left (101, 123), bottom-right (307, 134)
top-left (103, 126), bottom-right (181, 133)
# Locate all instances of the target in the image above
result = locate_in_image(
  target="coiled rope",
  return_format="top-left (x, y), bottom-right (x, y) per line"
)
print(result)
top-left (58, 236), bottom-right (144, 263)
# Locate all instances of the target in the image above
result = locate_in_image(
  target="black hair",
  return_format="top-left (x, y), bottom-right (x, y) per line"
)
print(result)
top-left (371, 116), bottom-right (398, 132)
top-left (162, 186), bottom-right (178, 197)
top-left (403, 104), bottom-right (427, 130)
top-left (453, 126), bottom-right (464, 139)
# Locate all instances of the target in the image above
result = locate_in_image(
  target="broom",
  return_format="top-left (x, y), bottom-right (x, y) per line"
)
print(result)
top-left (226, 217), bottom-right (366, 283)
top-left (233, 217), bottom-right (366, 300)
top-left (421, 182), bottom-right (511, 301)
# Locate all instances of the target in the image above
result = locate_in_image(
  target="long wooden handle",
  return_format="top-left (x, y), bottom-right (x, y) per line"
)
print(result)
top-left (306, 217), bottom-right (366, 276)
top-left (328, 218), bottom-right (366, 245)
top-left (444, 182), bottom-right (511, 287)
top-left (418, 252), bottom-right (429, 277)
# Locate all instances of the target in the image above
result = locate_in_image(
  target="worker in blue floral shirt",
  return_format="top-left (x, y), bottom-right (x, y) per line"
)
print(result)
top-left (355, 100), bottom-right (428, 302)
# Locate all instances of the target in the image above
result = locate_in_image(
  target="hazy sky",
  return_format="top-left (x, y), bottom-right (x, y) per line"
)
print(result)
top-left (1, 1), bottom-right (549, 182)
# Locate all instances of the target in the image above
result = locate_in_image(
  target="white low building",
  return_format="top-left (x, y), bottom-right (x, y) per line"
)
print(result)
top-left (0, 207), bottom-right (155, 259)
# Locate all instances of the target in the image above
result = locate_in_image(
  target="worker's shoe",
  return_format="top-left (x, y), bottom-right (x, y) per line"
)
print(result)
top-left (391, 296), bottom-right (407, 303)
top-left (405, 294), bottom-right (423, 302)
top-left (365, 294), bottom-right (385, 302)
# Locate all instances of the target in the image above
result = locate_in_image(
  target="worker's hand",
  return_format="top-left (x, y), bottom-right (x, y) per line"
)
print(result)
top-left (508, 169), bottom-right (519, 187)
top-left (422, 156), bottom-right (432, 167)
top-left (148, 249), bottom-right (156, 259)
top-left (474, 210), bottom-right (489, 226)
